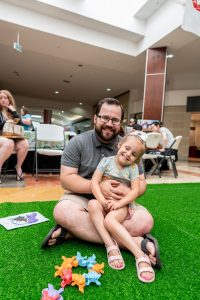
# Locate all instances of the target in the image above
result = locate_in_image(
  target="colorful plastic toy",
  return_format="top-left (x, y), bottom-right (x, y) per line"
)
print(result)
top-left (54, 265), bottom-right (65, 278)
top-left (60, 269), bottom-right (72, 288)
top-left (85, 254), bottom-right (97, 269)
top-left (71, 273), bottom-right (86, 293)
top-left (76, 252), bottom-right (88, 267)
top-left (90, 263), bottom-right (105, 274)
top-left (43, 252), bottom-right (104, 296)
top-left (83, 271), bottom-right (102, 286)
top-left (41, 284), bottom-right (64, 300)
top-left (61, 255), bottom-right (78, 269)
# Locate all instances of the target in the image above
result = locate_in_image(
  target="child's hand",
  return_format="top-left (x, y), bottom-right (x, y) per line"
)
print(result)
top-left (107, 200), bottom-right (119, 210)
top-left (101, 201), bottom-right (109, 212)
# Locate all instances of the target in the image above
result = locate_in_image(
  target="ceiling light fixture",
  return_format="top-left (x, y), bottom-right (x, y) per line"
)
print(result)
top-left (79, 102), bottom-right (83, 105)
top-left (54, 91), bottom-right (59, 94)
top-left (106, 88), bottom-right (111, 91)
top-left (13, 32), bottom-right (22, 53)
top-left (166, 54), bottom-right (174, 59)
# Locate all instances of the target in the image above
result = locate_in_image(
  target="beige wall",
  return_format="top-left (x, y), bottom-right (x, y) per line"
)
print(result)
top-left (163, 106), bottom-right (191, 160)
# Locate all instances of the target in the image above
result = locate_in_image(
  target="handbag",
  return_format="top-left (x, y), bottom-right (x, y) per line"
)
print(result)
top-left (2, 122), bottom-right (24, 138)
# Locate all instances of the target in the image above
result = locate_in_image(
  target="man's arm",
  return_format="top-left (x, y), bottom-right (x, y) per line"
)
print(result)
top-left (60, 165), bottom-right (92, 194)
top-left (160, 131), bottom-right (167, 151)
top-left (100, 173), bottom-right (147, 201)
top-left (139, 173), bottom-right (147, 196)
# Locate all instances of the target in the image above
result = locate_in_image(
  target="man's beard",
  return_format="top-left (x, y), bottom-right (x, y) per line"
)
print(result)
top-left (95, 125), bottom-right (118, 142)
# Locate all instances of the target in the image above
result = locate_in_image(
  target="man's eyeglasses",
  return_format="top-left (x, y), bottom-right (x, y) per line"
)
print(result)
top-left (97, 115), bottom-right (121, 125)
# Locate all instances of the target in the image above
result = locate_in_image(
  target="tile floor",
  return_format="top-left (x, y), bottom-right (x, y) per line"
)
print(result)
top-left (146, 161), bottom-right (200, 184)
top-left (1, 161), bottom-right (199, 203)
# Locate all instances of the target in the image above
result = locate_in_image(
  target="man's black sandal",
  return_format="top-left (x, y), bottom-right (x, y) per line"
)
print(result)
top-left (41, 224), bottom-right (68, 249)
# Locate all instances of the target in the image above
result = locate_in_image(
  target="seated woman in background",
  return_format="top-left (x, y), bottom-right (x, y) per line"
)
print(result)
top-left (150, 121), bottom-right (174, 152)
top-left (150, 121), bottom-right (177, 170)
top-left (0, 90), bottom-right (29, 183)
top-left (20, 106), bottom-right (32, 131)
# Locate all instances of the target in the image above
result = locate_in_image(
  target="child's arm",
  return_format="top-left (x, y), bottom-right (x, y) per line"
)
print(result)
top-left (107, 178), bottom-right (140, 210)
top-left (91, 169), bottom-right (108, 210)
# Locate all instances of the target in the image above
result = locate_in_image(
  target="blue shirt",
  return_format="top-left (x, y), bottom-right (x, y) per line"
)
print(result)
top-left (21, 114), bottom-right (31, 131)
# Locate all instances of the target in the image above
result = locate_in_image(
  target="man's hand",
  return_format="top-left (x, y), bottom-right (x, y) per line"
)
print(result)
top-left (100, 180), bottom-right (131, 201)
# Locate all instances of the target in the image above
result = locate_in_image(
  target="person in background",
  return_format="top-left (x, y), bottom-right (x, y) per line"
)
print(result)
top-left (0, 90), bottom-right (29, 183)
top-left (41, 98), bottom-right (161, 270)
top-left (150, 121), bottom-right (176, 169)
top-left (126, 118), bottom-right (138, 134)
top-left (150, 121), bottom-right (174, 152)
top-left (129, 118), bottom-right (137, 127)
top-left (20, 106), bottom-right (32, 131)
top-left (89, 131), bottom-right (155, 282)
top-left (132, 124), bottom-right (143, 131)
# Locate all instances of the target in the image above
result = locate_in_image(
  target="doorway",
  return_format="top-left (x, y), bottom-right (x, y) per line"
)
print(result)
top-left (188, 113), bottom-right (200, 161)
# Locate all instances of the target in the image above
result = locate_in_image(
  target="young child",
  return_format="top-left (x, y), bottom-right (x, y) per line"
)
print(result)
top-left (20, 106), bottom-right (32, 131)
top-left (88, 131), bottom-right (155, 283)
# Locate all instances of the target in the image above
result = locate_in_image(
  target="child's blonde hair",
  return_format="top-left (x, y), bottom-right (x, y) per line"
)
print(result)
top-left (118, 131), bottom-right (147, 164)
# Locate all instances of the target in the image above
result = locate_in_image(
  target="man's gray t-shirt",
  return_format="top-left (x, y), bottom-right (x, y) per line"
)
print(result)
top-left (61, 130), bottom-right (120, 180)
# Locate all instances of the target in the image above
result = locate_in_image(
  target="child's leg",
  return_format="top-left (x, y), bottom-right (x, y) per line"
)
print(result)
top-left (105, 209), bottom-right (155, 282)
top-left (88, 200), bottom-right (124, 269)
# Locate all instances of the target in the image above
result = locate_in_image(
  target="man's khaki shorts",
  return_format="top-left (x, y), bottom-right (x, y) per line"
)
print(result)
top-left (57, 191), bottom-right (147, 212)
top-left (57, 191), bottom-right (90, 210)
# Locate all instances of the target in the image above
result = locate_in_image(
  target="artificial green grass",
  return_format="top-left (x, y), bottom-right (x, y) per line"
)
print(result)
top-left (1, 183), bottom-right (200, 300)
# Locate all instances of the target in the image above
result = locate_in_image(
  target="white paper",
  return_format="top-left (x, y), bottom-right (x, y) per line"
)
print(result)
top-left (0, 211), bottom-right (49, 230)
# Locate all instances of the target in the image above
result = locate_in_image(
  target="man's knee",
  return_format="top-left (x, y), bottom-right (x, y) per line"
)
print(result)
top-left (123, 208), bottom-right (154, 236)
top-left (87, 199), bottom-right (98, 213)
top-left (53, 201), bottom-right (75, 225)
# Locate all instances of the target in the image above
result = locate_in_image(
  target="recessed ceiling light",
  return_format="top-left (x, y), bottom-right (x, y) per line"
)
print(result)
top-left (54, 91), bottom-right (59, 94)
top-left (61, 110), bottom-right (64, 113)
top-left (78, 64), bottom-right (83, 67)
top-left (79, 102), bottom-right (83, 105)
top-left (63, 80), bottom-right (70, 83)
top-left (166, 54), bottom-right (174, 59)
top-left (106, 88), bottom-right (111, 91)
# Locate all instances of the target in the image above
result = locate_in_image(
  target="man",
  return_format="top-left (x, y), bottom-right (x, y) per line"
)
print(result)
top-left (42, 98), bottom-right (161, 270)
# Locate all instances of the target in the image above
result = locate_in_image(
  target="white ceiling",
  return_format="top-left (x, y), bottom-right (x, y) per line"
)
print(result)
top-left (0, 0), bottom-right (200, 122)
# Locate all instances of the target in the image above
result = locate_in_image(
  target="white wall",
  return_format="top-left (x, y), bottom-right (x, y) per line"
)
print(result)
top-left (129, 89), bottom-right (200, 115)
top-left (165, 89), bottom-right (200, 106)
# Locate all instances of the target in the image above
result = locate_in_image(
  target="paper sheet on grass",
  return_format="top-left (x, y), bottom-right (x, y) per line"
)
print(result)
top-left (0, 211), bottom-right (49, 230)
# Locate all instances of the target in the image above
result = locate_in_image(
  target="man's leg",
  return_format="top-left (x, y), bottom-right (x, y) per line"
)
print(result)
top-left (46, 202), bottom-right (153, 245)
top-left (43, 197), bottom-right (159, 267)
top-left (122, 205), bottom-right (154, 237)
top-left (52, 199), bottom-right (103, 244)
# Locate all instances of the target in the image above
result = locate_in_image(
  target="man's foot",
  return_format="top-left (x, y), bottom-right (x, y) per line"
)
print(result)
top-left (41, 224), bottom-right (69, 248)
top-left (106, 241), bottom-right (125, 270)
top-left (141, 233), bottom-right (161, 269)
top-left (136, 255), bottom-right (155, 283)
